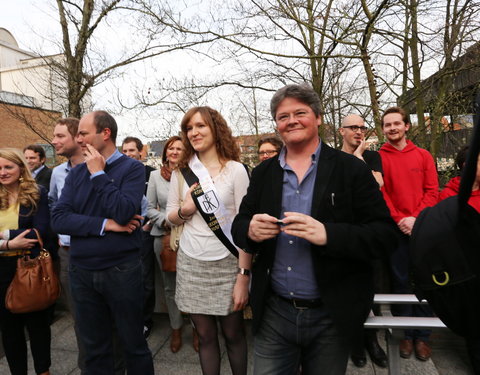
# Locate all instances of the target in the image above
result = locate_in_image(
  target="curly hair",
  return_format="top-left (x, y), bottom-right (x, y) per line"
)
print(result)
top-left (178, 107), bottom-right (240, 168)
top-left (0, 148), bottom-right (40, 214)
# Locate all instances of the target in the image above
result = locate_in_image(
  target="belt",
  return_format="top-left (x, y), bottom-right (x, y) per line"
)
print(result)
top-left (276, 294), bottom-right (323, 309)
top-left (61, 246), bottom-right (70, 251)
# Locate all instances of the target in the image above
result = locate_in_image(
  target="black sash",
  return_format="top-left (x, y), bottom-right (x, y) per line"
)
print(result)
top-left (180, 167), bottom-right (239, 258)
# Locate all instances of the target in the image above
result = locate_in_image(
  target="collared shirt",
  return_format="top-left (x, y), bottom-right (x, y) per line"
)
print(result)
top-left (271, 141), bottom-right (322, 300)
top-left (32, 164), bottom-right (45, 178)
top-left (49, 161), bottom-right (73, 246)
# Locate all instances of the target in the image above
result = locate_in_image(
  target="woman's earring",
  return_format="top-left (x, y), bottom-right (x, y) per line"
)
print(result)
top-left (19, 177), bottom-right (24, 183)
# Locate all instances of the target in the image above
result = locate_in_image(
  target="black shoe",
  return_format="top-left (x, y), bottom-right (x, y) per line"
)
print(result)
top-left (351, 354), bottom-right (367, 368)
top-left (366, 335), bottom-right (388, 368)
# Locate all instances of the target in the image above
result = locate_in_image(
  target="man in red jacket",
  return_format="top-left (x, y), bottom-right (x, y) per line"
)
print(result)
top-left (380, 106), bottom-right (439, 361)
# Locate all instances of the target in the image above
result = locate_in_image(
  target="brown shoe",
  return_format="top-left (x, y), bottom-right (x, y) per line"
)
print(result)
top-left (415, 340), bottom-right (432, 361)
top-left (399, 339), bottom-right (413, 358)
top-left (170, 328), bottom-right (182, 353)
top-left (192, 327), bottom-right (200, 352)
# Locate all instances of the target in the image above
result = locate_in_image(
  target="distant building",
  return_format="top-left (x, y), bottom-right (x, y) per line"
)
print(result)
top-left (0, 28), bottom-right (63, 164)
top-left (0, 27), bottom-right (91, 115)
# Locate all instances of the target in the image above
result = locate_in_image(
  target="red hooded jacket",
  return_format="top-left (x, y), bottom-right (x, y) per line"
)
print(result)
top-left (439, 176), bottom-right (480, 213)
top-left (379, 140), bottom-right (439, 223)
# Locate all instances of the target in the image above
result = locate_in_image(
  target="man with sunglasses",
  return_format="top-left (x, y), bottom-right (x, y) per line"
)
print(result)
top-left (340, 114), bottom-right (383, 188)
top-left (340, 114), bottom-right (388, 369)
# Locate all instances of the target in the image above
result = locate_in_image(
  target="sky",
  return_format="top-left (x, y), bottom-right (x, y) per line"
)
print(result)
top-left (0, 1), bottom-right (210, 144)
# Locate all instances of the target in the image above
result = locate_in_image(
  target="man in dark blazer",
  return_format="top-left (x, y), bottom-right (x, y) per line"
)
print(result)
top-left (231, 84), bottom-right (398, 375)
top-left (24, 144), bottom-right (52, 191)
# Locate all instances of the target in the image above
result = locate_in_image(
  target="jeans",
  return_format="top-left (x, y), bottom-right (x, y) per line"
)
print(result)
top-left (253, 295), bottom-right (350, 375)
top-left (390, 235), bottom-right (433, 341)
top-left (69, 257), bottom-right (154, 375)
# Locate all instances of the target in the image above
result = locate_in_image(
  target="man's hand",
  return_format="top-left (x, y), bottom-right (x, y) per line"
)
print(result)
top-left (8, 229), bottom-right (38, 250)
top-left (248, 214), bottom-right (281, 242)
top-left (353, 139), bottom-right (367, 160)
top-left (84, 144), bottom-right (106, 175)
top-left (397, 216), bottom-right (416, 236)
top-left (105, 214), bottom-right (144, 234)
top-left (281, 212), bottom-right (327, 246)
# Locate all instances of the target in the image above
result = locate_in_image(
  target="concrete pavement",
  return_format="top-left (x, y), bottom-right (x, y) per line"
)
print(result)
top-left (0, 310), bottom-right (475, 374)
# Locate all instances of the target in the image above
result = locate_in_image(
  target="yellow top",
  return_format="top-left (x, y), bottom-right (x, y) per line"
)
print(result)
top-left (0, 203), bottom-right (19, 231)
top-left (0, 203), bottom-right (21, 256)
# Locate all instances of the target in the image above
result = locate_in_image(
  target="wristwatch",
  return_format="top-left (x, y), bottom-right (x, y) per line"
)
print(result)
top-left (237, 267), bottom-right (251, 276)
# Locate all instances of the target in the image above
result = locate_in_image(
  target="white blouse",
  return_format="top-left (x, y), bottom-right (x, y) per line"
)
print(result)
top-left (166, 160), bottom-right (249, 261)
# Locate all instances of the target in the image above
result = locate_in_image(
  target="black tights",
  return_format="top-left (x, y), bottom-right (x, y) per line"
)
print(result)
top-left (190, 311), bottom-right (247, 375)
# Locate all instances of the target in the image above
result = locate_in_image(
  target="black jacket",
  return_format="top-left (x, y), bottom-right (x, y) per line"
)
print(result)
top-left (232, 142), bottom-right (398, 337)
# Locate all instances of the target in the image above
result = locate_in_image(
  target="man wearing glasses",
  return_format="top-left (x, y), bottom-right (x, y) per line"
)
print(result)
top-left (340, 114), bottom-right (383, 188)
top-left (257, 136), bottom-right (283, 162)
top-left (232, 84), bottom-right (397, 375)
top-left (340, 114), bottom-right (387, 369)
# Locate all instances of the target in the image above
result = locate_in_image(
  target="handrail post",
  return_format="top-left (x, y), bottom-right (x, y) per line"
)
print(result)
top-left (386, 328), bottom-right (403, 375)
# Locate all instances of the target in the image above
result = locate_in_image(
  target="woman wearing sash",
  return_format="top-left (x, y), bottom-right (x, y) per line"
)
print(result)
top-left (166, 107), bottom-right (251, 375)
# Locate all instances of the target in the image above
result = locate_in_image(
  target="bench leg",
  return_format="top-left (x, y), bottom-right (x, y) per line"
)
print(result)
top-left (386, 329), bottom-right (403, 375)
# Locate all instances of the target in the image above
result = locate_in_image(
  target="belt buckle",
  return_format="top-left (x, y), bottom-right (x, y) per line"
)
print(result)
top-left (292, 299), bottom-right (308, 310)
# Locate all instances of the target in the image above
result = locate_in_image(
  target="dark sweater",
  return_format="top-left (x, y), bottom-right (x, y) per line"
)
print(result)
top-left (51, 155), bottom-right (145, 270)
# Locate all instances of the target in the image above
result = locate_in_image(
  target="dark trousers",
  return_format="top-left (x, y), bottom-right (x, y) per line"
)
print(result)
top-left (69, 258), bottom-right (154, 375)
top-left (254, 295), bottom-right (350, 375)
top-left (141, 230), bottom-right (155, 327)
top-left (0, 257), bottom-right (51, 375)
top-left (390, 234), bottom-right (433, 341)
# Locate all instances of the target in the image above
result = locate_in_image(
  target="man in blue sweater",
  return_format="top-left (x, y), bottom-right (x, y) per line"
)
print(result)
top-left (51, 111), bottom-right (154, 374)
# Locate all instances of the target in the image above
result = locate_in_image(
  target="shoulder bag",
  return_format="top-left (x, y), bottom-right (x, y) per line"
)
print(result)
top-left (5, 229), bottom-right (61, 313)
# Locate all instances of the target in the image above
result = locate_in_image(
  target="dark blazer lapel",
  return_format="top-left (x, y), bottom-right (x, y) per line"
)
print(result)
top-left (311, 143), bottom-right (336, 218)
top-left (270, 157), bottom-right (284, 218)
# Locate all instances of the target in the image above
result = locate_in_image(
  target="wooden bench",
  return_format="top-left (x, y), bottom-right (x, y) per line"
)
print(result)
top-left (364, 294), bottom-right (447, 375)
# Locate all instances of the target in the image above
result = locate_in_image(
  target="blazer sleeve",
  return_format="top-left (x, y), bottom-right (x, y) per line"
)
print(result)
top-left (9, 187), bottom-right (50, 242)
top-left (232, 164), bottom-right (267, 254)
top-left (146, 171), bottom-right (166, 231)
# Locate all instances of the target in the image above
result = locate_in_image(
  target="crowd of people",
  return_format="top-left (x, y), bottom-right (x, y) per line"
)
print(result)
top-left (0, 83), bottom-right (478, 375)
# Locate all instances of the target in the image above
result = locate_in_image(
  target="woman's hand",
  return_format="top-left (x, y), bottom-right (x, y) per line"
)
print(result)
top-left (180, 183), bottom-right (198, 217)
top-left (232, 274), bottom-right (249, 311)
top-left (8, 229), bottom-right (38, 250)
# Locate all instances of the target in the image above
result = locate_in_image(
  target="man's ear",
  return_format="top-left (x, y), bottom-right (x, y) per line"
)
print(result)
top-left (405, 123), bottom-right (411, 132)
top-left (102, 127), bottom-right (112, 141)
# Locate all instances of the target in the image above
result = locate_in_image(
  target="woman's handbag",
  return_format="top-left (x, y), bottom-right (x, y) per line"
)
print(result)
top-left (161, 233), bottom-right (177, 272)
top-left (5, 229), bottom-right (61, 313)
top-left (169, 171), bottom-right (185, 252)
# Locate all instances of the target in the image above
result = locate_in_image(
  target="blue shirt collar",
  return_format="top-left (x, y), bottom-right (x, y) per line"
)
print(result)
top-left (105, 149), bottom-right (123, 165)
top-left (278, 139), bottom-right (322, 169)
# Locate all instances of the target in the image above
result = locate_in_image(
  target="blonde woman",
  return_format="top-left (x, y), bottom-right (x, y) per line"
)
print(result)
top-left (167, 107), bottom-right (251, 375)
top-left (0, 148), bottom-right (51, 375)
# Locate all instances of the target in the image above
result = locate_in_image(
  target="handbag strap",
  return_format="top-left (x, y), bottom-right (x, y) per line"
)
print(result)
top-left (31, 228), bottom-right (44, 250)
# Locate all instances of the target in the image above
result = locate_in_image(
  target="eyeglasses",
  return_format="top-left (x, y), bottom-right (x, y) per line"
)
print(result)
top-left (342, 125), bottom-right (368, 133)
top-left (258, 150), bottom-right (278, 157)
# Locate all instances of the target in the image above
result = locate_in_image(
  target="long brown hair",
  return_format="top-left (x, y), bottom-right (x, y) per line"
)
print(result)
top-left (178, 107), bottom-right (240, 168)
top-left (0, 148), bottom-right (40, 214)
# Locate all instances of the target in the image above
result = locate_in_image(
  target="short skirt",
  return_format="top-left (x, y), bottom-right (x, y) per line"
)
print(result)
top-left (175, 247), bottom-right (237, 316)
